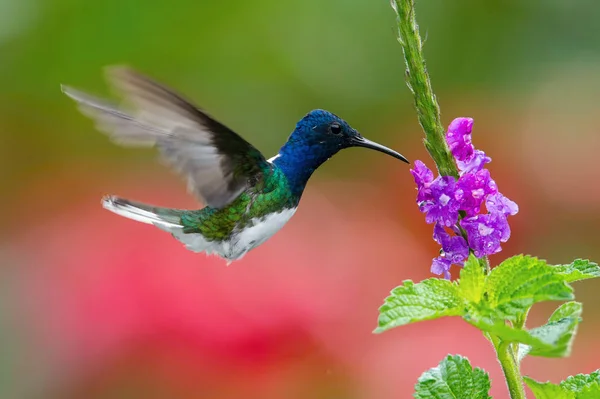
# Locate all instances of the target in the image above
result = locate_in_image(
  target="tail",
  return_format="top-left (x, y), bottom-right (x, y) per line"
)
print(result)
top-left (102, 195), bottom-right (183, 231)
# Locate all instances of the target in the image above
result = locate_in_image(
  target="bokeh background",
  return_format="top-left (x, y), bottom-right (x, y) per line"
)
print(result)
top-left (2, 0), bottom-right (600, 397)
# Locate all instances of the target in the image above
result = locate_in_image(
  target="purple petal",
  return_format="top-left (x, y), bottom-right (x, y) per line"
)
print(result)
top-left (460, 213), bottom-right (511, 258)
top-left (431, 257), bottom-right (452, 280)
top-left (410, 160), bottom-right (434, 186)
top-left (446, 117), bottom-right (474, 162)
top-left (420, 176), bottom-right (460, 226)
top-left (433, 223), bottom-right (469, 265)
top-left (486, 192), bottom-right (519, 216)
top-left (433, 223), bottom-right (449, 245)
top-left (455, 169), bottom-right (498, 217)
top-left (457, 150), bottom-right (492, 175)
top-left (499, 216), bottom-right (511, 242)
top-left (410, 160), bottom-right (435, 202)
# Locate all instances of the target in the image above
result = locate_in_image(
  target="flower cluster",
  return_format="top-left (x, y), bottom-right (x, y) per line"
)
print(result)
top-left (411, 118), bottom-right (518, 279)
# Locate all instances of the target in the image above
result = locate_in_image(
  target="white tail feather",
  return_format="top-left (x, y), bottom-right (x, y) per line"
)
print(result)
top-left (102, 196), bottom-right (182, 229)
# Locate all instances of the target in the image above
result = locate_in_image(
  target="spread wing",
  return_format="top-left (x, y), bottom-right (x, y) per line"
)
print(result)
top-left (62, 66), bottom-right (271, 209)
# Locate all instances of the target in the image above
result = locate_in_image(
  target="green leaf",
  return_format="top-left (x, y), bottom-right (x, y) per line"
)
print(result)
top-left (524, 370), bottom-right (600, 398)
top-left (577, 384), bottom-right (600, 399)
top-left (469, 303), bottom-right (581, 359)
top-left (518, 302), bottom-right (582, 359)
top-left (553, 259), bottom-right (600, 283)
top-left (375, 279), bottom-right (464, 333)
top-left (459, 254), bottom-right (486, 303)
top-left (561, 371), bottom-right (600, 392)
top-left (414, 355), bottom-right (491, 399)
top-left (484, 255), bottom-right (573, 320)
top-left (524, 377), bottom-right (573, 399)
top-left (468, 317), bottom-right (554, 350)
top-left (527, 302), bottom-right (582, 356)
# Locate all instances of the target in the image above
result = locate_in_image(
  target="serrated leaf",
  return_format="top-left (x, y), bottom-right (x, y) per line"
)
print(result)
top-left (553, 259), bottom-right (600, 283)
top-left (561, 370), bottom-right (600, 392)
top-left (375, 279), bottom-right (464, 333)
top-left (518, 302), bottom-right (582, 359)
top-left (459, 254), bottom-right (485, 303)
top-left (484, 255), bottom-right (573, 320)
top-left (533, 301), bottom-right (582, 352)
top-left (524, 377), bottom-right (573, 399)
top-left (414, 355), bottom-right (491, 399)
top-left (468, 303), bottom-right (580, 359)
top-left (525, 370), bottom-right (600, 399)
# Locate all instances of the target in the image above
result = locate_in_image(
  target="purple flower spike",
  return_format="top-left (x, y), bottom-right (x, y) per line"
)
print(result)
top-left (455, 169), bottom-right (498, 216)
top-left (433, 223), bottom-right (469, 265)
top-left (446, 117), bottom-right (474, 161)
top-left (460, 212), bottom-right (511, 258)
top-left (457, 149), bottom-right (492, 175)
top-left (431, 257), bottom-right (452, 280)
top-left (412, 115), bottom-right (519, 276)
top-left (419, 176), bottom-right (460, 226)
top-left (486, 192), bottom-right (519, 216)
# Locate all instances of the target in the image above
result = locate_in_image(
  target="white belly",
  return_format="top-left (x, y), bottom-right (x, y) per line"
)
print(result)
top-left (172, 207), bottom-right (297, 263)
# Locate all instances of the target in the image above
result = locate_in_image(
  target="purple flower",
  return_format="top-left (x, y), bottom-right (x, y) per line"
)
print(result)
top-left (457, 149), bottom-right (492, 175)
top-left (419, 176), bottom-right (460, 226)
top-left (412, 161), bottom-right (460, 226)
top-left (431, 257), bottom-right (452, 280)
top-left (410, 160), bottom-right (435, 201)
top-left (433, 223), bottom-right (469, 265)
top-left (411, 160), bottom-right (434, 186)
top-left (460, 212), bottom-right (511, 258)
top-left (430, 223), bottom-right (469, 280)
top-left (486, 192), bottom-right (519, 216)
top-left (455, 169), bottom-right (498, 216)
top-left (412, 116), bottom-right (519, 278)
top-left (446, 117), bottom-right (474, 161)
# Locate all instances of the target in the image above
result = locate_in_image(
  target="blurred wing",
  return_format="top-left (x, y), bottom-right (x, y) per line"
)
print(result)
top-left (62, 66), bottom-right (271, 208)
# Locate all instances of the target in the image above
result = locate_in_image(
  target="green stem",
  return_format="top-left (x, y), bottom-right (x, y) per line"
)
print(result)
top-left (478, 256), bottom-right (491, 275)
top-left (512, 307), bottom-right (530, 355)
top-left (391, 0), bottom-right (458, 178)
top-left (392, 0), bottom-right (489, 275)
top-left (514, 307), bottom-right (530, 330)
top-left (491, 334), bottom-right (527, 399)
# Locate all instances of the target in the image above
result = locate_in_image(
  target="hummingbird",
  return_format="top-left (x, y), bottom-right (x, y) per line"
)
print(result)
top-left (62, 67), bottom-right (409, 262)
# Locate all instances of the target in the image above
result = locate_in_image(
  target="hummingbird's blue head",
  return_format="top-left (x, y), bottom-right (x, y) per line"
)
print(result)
top-left (274, 109), bottom-right (409, 195)
top-left (286, 110), bottom-right (409, 160)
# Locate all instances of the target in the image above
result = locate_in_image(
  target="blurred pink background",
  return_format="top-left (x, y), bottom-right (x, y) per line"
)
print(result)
top-left (2, 0), bottom-right (600, 397)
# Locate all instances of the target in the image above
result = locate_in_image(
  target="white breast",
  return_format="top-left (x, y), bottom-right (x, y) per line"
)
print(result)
top-left (171, 207), bottom-right (297, 263)
top-left (230, 207), bottom-right (297, 259)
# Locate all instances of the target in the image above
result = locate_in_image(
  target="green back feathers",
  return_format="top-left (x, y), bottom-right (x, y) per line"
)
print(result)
top-left (180, 167), bottom-right (297, 241)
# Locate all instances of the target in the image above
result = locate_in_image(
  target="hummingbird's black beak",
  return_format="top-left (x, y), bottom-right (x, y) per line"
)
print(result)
top-left (351, 136), bottom-right (410, 164)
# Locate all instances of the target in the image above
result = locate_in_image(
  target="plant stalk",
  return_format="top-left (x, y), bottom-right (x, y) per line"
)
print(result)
top-left (391, 0), bottom-right (458, 178)
top-left (392, 0), bottom-right (490, 276)
top-left (491, 335), bottom-right (527, 399)
top-left (392, 2), bottom-right (526, 397)
top-left (478, 256), bottom-right (491, 275)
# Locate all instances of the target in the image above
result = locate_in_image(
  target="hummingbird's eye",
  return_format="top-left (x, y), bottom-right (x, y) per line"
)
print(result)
top-left (330, 123), bottom-right (342, 135)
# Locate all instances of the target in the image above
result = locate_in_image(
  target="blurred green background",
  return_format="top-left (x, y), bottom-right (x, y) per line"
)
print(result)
top-left (2, 0), bottom-right (600, 397)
